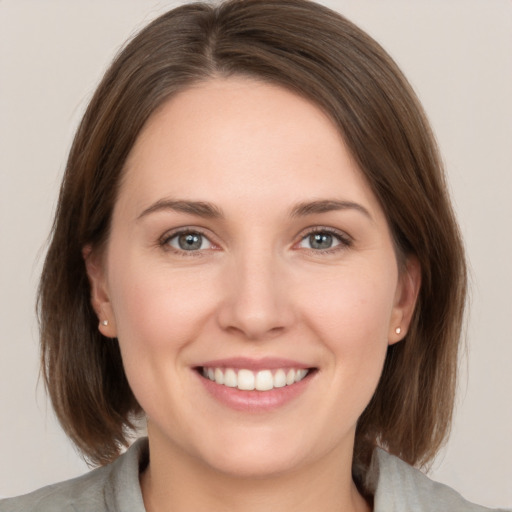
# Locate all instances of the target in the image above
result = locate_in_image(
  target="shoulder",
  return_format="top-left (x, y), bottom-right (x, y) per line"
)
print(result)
top-left (0, 464), bottom-right (113, 512)
top-left (0, 438), bottom-right (148, 512)
top-left (365, 448), bottom-right (510, 512)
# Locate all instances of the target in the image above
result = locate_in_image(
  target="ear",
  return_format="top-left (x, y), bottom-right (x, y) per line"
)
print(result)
top-left (388, 256), bottom-right (421, 345)
top-left (82, 244), bottom-right (117, 338)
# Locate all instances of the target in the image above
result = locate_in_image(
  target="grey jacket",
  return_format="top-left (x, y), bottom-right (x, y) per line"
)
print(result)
top-left (0, 438), bottom-right (508, 511)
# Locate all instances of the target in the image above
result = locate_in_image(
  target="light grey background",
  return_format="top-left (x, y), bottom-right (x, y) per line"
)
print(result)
top-left (1, 0), bottom-right (511, 507)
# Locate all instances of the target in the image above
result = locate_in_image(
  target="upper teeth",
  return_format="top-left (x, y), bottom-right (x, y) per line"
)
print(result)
top-left (202, 367), bottom-right (309, 391)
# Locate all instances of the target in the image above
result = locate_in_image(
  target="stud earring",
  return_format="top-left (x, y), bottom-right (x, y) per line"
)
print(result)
top-left (395, 327), bottom-right (401, 335)
top-left (102, 320), bottom-right (109, 326)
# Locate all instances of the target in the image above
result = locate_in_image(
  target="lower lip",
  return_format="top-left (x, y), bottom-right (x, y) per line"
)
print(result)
top-left (196, 370), bottom-right (315, 412)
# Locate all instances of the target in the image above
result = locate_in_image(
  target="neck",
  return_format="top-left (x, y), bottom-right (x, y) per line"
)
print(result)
top-left (140, 433), bottom-right (371, 512)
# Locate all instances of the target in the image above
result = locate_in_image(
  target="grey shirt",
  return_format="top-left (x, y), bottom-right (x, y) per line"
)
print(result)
top-left (0, 438), bottom-right (507, 511)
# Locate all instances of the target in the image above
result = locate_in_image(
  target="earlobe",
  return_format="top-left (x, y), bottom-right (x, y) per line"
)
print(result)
top-left (82, 245), bottom-right (117, 338)
top-left (389, 256), bottom-right (421, 345)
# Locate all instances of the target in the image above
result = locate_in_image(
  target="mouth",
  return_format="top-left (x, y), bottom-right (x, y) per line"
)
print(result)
top-left (197, 366), bottom-right (313, 391)
top-left (194, 357), bottom-right (317, 411)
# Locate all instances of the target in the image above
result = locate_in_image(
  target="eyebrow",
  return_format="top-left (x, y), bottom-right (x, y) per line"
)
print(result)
top-left (137, 199), bottom-right (223, 220)
top-left (290, 199), bottom-right (372, 220)
top-left (137, 198), bottom-right (372, 221)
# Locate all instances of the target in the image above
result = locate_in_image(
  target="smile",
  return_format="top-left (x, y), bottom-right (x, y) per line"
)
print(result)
top-left (201, 367), bottom-right (310, 391)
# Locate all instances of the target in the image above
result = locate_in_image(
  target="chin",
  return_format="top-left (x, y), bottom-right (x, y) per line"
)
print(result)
top-left (194, 424), bottom-right (334, 480)
top-left (203, 447), bottom-right (305, 479)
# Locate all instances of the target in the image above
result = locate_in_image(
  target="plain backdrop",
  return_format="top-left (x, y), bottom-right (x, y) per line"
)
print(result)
top-left (1, 0), bottom-right (511, 507)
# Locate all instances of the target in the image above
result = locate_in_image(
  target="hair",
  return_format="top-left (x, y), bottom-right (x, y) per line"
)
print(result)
top-left (38, 0), bottom-right (466, 483)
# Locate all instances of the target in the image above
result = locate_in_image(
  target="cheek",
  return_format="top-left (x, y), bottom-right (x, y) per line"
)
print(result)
top-left (108, 252), bottom-right (215, 346)
top-left (299, 265), bottom-right (397, 398)
top-left (301, 267), bottom-right (397, 344)
top-left (106, 254), bottom-right (223, 422)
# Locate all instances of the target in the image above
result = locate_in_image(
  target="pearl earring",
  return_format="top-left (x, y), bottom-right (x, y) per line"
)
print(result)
top-left (102, 320), bottom-right (109, 326)
top-left (395, 327), bottom-right (401, 335)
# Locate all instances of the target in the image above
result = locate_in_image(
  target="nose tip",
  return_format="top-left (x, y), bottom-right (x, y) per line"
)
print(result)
top-left (222, 313), bottom-right (287, 341)
top-left (216, 259), bottom-right (295, 341)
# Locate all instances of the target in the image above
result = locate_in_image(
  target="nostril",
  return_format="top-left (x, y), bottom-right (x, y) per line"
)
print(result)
top-left (216, 277), bottom-right (296, 340)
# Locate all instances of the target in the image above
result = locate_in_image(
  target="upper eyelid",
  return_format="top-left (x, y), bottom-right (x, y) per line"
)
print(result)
top-left (293, 227), bottom-right (353, 254)
top-left (159, 229), bottom-right (218, 257)
top-left (158, 225), bottom-right (353, 249)
top-left (295, 225), bottom-right (353, 243)
top-left (160, 226), bottom-right (213, 243)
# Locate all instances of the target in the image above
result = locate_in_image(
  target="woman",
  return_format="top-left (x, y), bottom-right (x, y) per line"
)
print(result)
top-left (0, 0), bottom-right (507, 510)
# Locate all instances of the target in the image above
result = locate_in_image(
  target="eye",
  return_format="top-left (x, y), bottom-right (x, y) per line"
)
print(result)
top-left (164, 231), bottom-right (213, 252)
top-left (297, 229), bottom-right (350, 251)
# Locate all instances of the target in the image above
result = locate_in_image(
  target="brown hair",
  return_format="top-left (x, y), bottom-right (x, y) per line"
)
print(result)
top-left (39, 0), bottom-right (466, 477)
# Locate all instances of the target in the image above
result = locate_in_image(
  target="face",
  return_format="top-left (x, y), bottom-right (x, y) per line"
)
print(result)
top-left (87, 77), bottom-right (419, 478)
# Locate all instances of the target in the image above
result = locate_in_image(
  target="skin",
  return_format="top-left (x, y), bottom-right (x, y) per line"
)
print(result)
top-left (85, 77), bottom-right (420, 512)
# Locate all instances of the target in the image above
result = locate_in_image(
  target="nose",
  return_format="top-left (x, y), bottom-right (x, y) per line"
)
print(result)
top-left (216, 251), bottom-right (296, 341)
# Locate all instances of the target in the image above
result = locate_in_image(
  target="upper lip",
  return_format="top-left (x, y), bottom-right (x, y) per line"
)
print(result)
top-left (197, 357), bottom-right (312, 371)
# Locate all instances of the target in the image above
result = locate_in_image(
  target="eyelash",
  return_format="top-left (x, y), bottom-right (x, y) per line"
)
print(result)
top-left (296, 227), bottom-right (353, 254)
top-left (159, 228), bottom-right (214, 257)
top-left (158, 226), bottom-right (353, 256)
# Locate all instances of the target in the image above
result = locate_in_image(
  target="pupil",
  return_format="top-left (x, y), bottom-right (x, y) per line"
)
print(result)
top-left (310, 233), bottom-right (332, 249)
top-left (178, 233), bottom-right (202, 250)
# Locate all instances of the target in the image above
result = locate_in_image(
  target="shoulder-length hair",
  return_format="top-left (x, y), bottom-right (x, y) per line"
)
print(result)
top-left (39, 0), bottom-right (466, 477)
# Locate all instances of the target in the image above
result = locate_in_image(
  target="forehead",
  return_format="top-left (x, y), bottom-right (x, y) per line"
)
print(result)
top-left (118, 77), bottom-right (382, 220)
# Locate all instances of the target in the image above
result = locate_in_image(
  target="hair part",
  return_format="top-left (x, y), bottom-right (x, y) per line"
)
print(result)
top-left (39, 0), bottom-right (466, 478)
